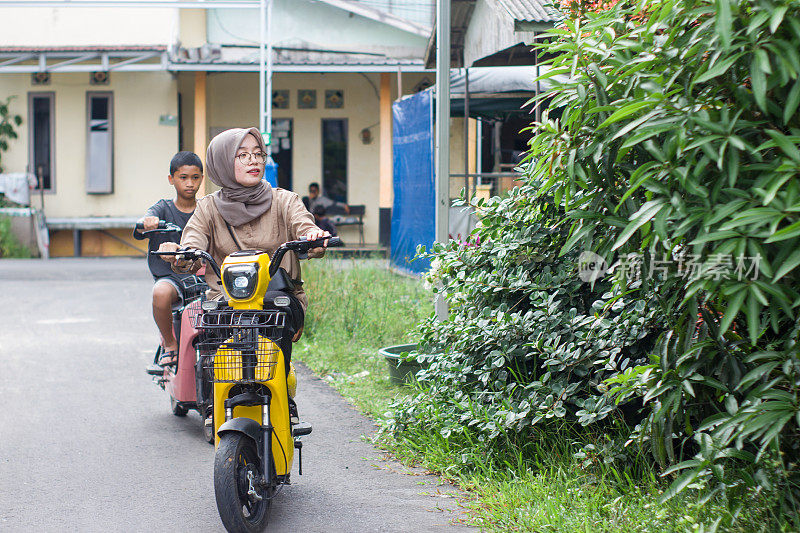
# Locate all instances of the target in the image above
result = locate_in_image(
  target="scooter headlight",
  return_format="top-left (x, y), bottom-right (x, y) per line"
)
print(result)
top-left (223, 263), bottom-right (260, 300)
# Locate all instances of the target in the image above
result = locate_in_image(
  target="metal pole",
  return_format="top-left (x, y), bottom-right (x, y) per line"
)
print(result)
top-left (476, 118), bottom-right (482, 184)
top-left (259, 0), bottom-right (266, 134)
top-left (434, 0), bottom-right (450, 321)
top-left (463, 67), bottom-right (469, 200)
top-left (265, 0), bottom-right (273, 146)
top-left (534, 32), bottom-right (541, 125)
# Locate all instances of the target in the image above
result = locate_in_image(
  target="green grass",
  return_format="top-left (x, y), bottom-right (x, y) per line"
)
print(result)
top-left (295, 259), bottom-right (778, 531)
top-left (295, 258), bottom-right (431, 416)
top-left (384, 423), bottom-right (778, 532)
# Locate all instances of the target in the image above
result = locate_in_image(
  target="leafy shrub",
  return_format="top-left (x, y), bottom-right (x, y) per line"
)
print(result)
top-left (0, 216), bottom-right (31, 258)
top-left (0, 96), bottom-right (21, 173)
top-left (388, 0), bottom-right (800, 525)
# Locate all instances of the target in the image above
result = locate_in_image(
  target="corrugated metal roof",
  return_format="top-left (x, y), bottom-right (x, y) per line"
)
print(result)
top-left (497, 0), bottom-right (560, 23)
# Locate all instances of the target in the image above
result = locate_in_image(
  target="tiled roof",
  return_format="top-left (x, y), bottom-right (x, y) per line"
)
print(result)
top-left (497, 0), bottom-right (560, 23)
top-left (0, 45), bottom-right (167, 53)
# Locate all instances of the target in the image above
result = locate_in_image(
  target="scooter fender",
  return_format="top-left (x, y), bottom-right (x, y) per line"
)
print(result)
top-left (217, 417), bottom-right (263, 446)
top-left (165, 302), bottom-right (201, 403)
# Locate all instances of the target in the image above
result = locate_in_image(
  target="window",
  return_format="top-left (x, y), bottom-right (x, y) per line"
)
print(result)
top-left (271, 118), bottom-right (293, 191)
top-left (321, 119), bottom-right (347, 203)
top-left (28, 92), bottom-right (54, 191)
top-left (86, 92), bottom-right (114, 194)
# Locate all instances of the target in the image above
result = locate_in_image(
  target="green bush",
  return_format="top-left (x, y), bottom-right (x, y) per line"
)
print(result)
top-left (0, 216), bottom-right (31, 258)
top-left (0, 96), bottom-right (21, 173)
top-left (388, 0), bottom-right (800, 526)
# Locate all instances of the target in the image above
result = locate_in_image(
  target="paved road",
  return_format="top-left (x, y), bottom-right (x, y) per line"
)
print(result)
top-left (0, 258), bottom-right (471, 532)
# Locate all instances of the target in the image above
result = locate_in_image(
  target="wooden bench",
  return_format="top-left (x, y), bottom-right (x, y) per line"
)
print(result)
top-left (46, 216), bottom-right (143, 256)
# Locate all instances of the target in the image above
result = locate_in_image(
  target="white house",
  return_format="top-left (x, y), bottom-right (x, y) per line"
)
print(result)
top-left (0, 0), bottom-right (435, 256)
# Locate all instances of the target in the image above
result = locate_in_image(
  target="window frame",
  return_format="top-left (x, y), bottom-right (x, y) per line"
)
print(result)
top-left (85, 91), bottom-right (114, 194)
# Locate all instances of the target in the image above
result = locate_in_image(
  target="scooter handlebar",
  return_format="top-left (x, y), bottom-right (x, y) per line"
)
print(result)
top-left (150, 248), bottom-right (221, 279)
top-left (133, 220), bottom-right (182, 239)
top-left (269, 235), bottom-right (341, 276)
top-left (151, 235), bottom-right (341, 281)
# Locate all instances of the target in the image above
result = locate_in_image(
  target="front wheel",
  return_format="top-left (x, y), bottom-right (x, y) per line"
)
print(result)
top-left (214, 433), bottom-right (273, 533)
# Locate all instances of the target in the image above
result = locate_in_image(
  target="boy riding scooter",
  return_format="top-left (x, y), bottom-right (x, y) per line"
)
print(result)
top-left (134, 151), bottom-right (204, 367)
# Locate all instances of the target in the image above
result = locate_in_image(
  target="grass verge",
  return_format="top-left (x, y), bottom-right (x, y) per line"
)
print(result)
top-left (295, 257), bottom-right (430, 416)
top-left (296, 259), bottom-right (776, 531)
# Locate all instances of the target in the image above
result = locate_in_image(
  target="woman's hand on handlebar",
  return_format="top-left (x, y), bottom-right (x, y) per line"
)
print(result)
top-left (157, 242), bottom-right (182, 266)
top-left (304, 228), bottom-right (331, 258)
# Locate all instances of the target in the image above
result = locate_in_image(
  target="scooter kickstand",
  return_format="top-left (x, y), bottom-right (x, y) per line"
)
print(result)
top-left (294, 440), bottom-right (303, 476)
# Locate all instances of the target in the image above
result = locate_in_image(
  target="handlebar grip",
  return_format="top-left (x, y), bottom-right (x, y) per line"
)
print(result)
top-left (135, 222), bottom-right (144, 230)
top-left (328, 236), bottom-right (342, 247)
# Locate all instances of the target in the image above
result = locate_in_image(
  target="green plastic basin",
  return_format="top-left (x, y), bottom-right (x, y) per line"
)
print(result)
top-left (380, 344), bottom-right (425, 385)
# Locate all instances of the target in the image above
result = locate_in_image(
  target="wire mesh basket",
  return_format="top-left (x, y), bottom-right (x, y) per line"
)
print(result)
top-left (181, 274), bottom-right (207, 302)
top-left (186, 298), bottom-right (204, 328)
top-left (197, 310), bottom-right (286, 383)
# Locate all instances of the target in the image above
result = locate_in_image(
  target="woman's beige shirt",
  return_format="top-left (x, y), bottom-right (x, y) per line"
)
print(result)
top-left (178, 188), bottom-right (318, 310)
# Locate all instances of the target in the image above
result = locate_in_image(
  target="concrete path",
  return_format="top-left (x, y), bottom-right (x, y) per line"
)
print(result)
top-left (0, 258), bottom-right (471, 532)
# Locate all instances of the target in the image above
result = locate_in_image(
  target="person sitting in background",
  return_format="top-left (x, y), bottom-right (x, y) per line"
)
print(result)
top-left (303, 182), bottom-right (349, 215)
top-left (312, 205), bottom-right (338, 239)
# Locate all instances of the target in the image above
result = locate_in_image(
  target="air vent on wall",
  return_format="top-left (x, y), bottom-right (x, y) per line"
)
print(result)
top-left (90, 71), bottom-right (109, 85)
top-left (31, 72), bottom-right (51, 85)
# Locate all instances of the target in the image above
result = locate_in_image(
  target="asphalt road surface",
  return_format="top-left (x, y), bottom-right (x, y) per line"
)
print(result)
top-left (0, 258), bottom-right (471, 533)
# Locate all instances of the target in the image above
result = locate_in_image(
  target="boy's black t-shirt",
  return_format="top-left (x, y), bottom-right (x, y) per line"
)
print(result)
top-left (143, 199), bottom-right (194, 279)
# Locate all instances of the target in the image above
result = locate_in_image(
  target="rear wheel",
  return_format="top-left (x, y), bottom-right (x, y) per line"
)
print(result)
top-left (214, 433), bottom-right (273, 533)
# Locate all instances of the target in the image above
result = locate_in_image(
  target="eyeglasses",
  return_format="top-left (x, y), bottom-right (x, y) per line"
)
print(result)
top-left (235, 151), bottom-right (267, 164)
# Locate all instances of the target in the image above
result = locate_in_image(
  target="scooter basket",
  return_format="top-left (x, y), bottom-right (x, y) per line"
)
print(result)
top-left (197, 310), bottom-right (285, 384)
top-left (186, 298), bottom-right (204, 328)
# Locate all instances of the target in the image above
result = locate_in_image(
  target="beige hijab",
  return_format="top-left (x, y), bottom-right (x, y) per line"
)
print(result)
top-left (206, 127), bottom-right (273, 226)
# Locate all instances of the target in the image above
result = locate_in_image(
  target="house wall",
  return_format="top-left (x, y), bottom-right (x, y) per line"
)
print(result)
top-left (177, 70), bottom-right (428, 245)
top-left (463, 0), bottom-right (536, 67)
top-left (0, 7), bottom-right (177, 46)
top-left (0, 71), bottom-right (180, 218)
top-left (208, 1), bottom-right (427, 57)
top-left (449, 117), bottom-right (478, 198)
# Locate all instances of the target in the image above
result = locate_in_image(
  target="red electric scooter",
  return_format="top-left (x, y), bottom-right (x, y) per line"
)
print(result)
top-left (136, 221), bottom-right (215, 443)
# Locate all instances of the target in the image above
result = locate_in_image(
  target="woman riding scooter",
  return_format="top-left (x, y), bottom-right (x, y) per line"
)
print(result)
top-left (158, 127), bottom-right (331, 420)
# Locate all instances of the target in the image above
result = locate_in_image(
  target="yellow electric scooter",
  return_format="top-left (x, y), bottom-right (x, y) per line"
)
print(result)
top-left (154, 235), bottom-right (339, 533)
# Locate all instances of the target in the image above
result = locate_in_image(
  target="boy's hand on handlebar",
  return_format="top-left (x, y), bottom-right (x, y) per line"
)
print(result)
top-left (140, 216), bottom-right (159, 231)
top-left (304, 228), bottom-right (331, 258)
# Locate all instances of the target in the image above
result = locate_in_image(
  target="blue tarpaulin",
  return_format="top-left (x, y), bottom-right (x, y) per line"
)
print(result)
top-left (391, 90), bottom-right (433, 274)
